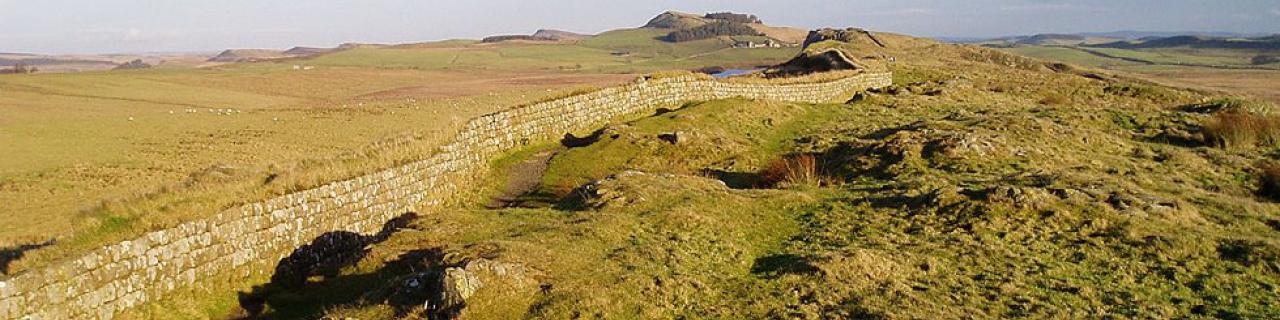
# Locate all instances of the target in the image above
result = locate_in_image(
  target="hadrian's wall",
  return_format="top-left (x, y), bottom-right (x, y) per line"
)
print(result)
top-left (0, 72), bottom-right (892, 319)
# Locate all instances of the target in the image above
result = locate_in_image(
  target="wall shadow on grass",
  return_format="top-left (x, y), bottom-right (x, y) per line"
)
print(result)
top-left (0, 239), bottom-right (55, 275)
top-left (700, 169), bottom-right (765, 189)
top-left (751, 253), bottom-right (819, 279)
top-left (235, 212), bottom-right (427, 319)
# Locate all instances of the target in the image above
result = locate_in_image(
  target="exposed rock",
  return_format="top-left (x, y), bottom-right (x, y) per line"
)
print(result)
top-left (427, 258), bottom-right (539, 319)
top-left (803, 28), bottom-right (885, 49)
top-left (985, 186), bottom-right (1055, 210)
top-left (657, 131), bottom-right (682, 144)
top-left (846, 92), bottom-right (871, 104)
top-left (113, 59), bottom-right (151, 70)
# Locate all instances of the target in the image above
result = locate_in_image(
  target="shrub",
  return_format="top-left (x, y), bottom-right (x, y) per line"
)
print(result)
top-left (1258, 161), bottom-right (1280, 201)
top-left (113, 59), bottom-right (152, 70)
top-left (760, 154), bottom-right (829, 187)
top-left (1252, 55), bottom-right (1280, 65)
top-left (666, 22), bottom-right (762, 42)
top-left (0, 63), bottom-right (37, 74)
top-left (1202, 111), bottom-right (1280, 149)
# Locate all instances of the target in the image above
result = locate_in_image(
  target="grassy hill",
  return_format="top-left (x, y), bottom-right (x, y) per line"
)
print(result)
top-left (7, 10), bottom-right (1280, 319)
top-left (123, 32), bottom-right (1280, 319)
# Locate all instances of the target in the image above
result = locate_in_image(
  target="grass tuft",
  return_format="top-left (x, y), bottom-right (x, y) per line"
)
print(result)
top-left (759, 154), bottom-right (830, 187)
top-left (1202, 111), bottom-right (1280, 149)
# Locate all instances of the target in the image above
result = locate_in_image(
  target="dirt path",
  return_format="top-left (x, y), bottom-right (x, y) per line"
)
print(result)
top-left (486, 150), bottom-right (558, 208)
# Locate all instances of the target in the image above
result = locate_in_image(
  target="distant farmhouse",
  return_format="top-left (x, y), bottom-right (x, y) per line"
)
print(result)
top-left (733, 39), bottom-right (796, 48)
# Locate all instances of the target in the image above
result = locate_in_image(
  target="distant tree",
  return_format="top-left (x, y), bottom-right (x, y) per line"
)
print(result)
top-left (113, 59), bottom-right (153, 70)
top-left (3, 63), bottom-right (37, 74)
top-left (665, 22), bottom-right (762, 42)
top-left (1252, 55), bottom-right (1280, 65)
top-left (704, 12), bottom-right (761, 24)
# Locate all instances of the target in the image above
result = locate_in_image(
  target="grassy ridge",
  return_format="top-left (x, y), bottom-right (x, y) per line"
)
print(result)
top-left (295, 60), bottom-right (1280, 317)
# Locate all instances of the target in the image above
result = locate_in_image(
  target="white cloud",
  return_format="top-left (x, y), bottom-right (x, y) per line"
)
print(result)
top-left (1271, 7), bottom-right (1280, 16)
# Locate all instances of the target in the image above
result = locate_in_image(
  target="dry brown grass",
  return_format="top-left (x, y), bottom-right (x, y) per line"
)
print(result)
top-left (760, 154), bottom-right (829, 187)
top-left (1202, 111), bottom-right (1280, 149)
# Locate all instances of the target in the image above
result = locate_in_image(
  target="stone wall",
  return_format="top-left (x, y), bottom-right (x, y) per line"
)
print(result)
top-left (0, 72), bottom-right (892, 320)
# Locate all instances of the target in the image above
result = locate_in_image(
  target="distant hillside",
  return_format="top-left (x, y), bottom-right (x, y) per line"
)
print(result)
top-left (967, 33), bottom-right (1119, 47)
top-left (482, 29), bottom-right (591, 43)
top-left (207, 49), bottom-right (288, 62)
top-left (1077, 30), bottom-right (1268, 40)
top-left (1015, 34), bottom-right (1086, 45)
top-left (336, 43), bottom-right (389, 50)
top-left (0, 57), bottom-right (116, 67)
top-left (209, 46), bottom-right (348, 63)
top-left (282, 47), bottom-right (335, 56)
top-left (1090, 35), bottom-right (1280, 50)
top-left (533, 29), bottom-right (591, 41)
top-left (946, 31), bottom-right (1270, 45)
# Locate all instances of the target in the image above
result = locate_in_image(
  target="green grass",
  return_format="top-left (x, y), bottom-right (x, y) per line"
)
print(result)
top-left (249, 50), bottom-right (1280, 319)
top-left (1001, 46), bottom-right (1145, 68)
top-left (1084, 47), bottom-right (1253, 66)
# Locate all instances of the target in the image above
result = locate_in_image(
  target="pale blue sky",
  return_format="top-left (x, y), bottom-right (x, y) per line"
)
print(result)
top-left (2, 0), bottom-right (1278, 54)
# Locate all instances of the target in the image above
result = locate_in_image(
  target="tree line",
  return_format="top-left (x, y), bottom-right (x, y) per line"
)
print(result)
top-left (0, 63), bottom-right (38, 74)
top-left (666, 22), bottom-right (762, 42)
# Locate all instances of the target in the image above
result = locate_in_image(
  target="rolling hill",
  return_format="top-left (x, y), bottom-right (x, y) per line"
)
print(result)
top-left (1090, 35), bottom-right (1280, 50)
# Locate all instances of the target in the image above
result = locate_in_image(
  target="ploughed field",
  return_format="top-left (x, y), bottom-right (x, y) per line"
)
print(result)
top-left (0, 28), bottom-right (800, 275)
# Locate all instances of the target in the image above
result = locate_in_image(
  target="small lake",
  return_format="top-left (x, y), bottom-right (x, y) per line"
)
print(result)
top-left (710, 68), bottom-right (762, 78)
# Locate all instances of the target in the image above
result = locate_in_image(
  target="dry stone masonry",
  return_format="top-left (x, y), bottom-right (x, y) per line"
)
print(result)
top-left (0, 72), bottom-right (891, 320)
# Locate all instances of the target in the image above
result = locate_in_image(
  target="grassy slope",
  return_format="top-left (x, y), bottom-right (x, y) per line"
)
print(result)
top-left (238, 51), bottom-right (1280, 319)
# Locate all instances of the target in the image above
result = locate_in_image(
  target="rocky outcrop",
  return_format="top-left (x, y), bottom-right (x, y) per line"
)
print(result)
top-left (430, 258), bottom-right (537, 318)
top-left (803, 28), bottom-right (886, 49)
top-left (766, 28), bottom-right (897, 77)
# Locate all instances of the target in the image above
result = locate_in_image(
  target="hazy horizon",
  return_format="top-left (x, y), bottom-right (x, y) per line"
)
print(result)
top-left (3, 0), bottom-right (1279, 55)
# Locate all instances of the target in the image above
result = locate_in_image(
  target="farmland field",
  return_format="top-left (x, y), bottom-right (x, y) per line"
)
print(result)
top-left (1000, 45), bottom-right (1280, 104)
